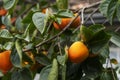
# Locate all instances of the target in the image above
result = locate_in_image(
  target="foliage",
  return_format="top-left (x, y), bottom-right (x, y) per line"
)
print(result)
top-left (0, 0), bottom-right (120, 80)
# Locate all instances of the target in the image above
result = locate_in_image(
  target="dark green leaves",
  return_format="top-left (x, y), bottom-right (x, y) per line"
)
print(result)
top-left (15, 17), bottom-right (24, 33)
top-left (22, 11), bottom-right (34, 24)
top-left (3, 0), bottom-right (18, 10)
top-left (81, 58), bottom-right (103, 79)
top-left (35, 53), bottom-right (51, 66)
top-left (88, 30), bottom-right (111, 53)
top-left (109, 31), bottom-right (120, 47)
top-left (80, 25), bottom-right (94, 42)
top-left (100, 68), bottom-right (118, 80)
top-left (56, 0), bottom-right (68, 10)
top-left (0, 29), bottom-right (13, 38)
top-left (11, 68), bottom-right (33, 80)
top-left (10, 39), bottom-right (22, 68)
top-left (80, 25), bottom-right (111, 54)
top-left (32, 12), bottom-right (47, 34)
top-left (40, 65), bottom-right (52, 80)
top-left (48, 59), bottom-right (58, 80)
top-left (107, 0), bottom-right (118, 24)
top-left (116, 1), bottom-right (120, 21)
top-left (99, 0), bottom-right (111, 16)
top-left (99, 0), bottom-right (120, 24)
top-left (55, 10), bottom-right (74, 18)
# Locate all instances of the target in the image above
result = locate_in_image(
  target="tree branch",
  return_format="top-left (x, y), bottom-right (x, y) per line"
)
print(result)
top-left (73, 7), bottom-right (99, 33)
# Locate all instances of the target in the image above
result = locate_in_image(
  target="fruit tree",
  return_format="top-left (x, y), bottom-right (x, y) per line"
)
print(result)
top-left (0, 0), bottom-right (120, 80)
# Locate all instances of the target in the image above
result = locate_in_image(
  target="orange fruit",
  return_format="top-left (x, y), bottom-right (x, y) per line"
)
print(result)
top-left (0, 50), bottom-right (12, 74)
top-left (68, 41), bottom-right (89, 63)
top-left (11, 17), bottom-right (16, 24)
top-left (0, 8), bottom-right (7, 16)
top-left (42, 8), bottom-right (46, 13)
top-left (53, 15), bottom-right (81, 30)
top-left (0, 25), bottom-right (6, 29)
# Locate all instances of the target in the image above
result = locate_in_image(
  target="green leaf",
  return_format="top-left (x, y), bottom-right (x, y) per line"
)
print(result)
top-left (56, 0), bottom-right (68, 10)
top-left (62, 65), bottom-right (66, 80)
top-left (0, 29), bottom-right (13, 38)
top-left (35, 53), bottom-right (51, 66)
top-left (55, 10), bottom-right (74, 18)
top-left (23, 25), bottom-right (31, 42)
top-left (80, 25), bottom-right (94, 42)
top-left (23, 23), bottom-right (36, 42)
top-left (22, 11), bottom-right (34, 24)
top-left (99, 0), bottom-right (112, 16)
top-left (10, 40), bottom-right (22, 68)
top-left (82, 58), bottom-right (103, 79)
top-left (88, 31), bottom-right (111, 53)
top-left (32, 12), bottom-right (47, 34)
top-left (48, 59), bottom-right (58, 80)
top-left (57, 53), bottom-right (68, 66)
top-left (15, 17), bottom-right (24, 32)
top-left (40, 65), bottom-right (52, 80)
top-left (107, 0), bottom-right (118, 24)
top-left (100, 68), bottom-right (118, 80)
top-left (11, 70), bottom-right (22, 80)
top-left (11, 68), bottom-right (33, 80)
top-left (116, 2), bottom-right (120, 21)
top-left (20, 68), bottom-right (33, 80)
top-left (1, 72), bottom-right (11, 80)
top-left (66, 63), bottom-right (83, 80)
top-left (15, 39), bottom-right (22, 65)
top-left (100, 44), bottom-right (109, 58)
top-left (3, 0), bottom-right (18, 10)
top-left (89, 24), bottom-right (106, 33)
top-left (1, 15), bottom-right (12, 28)
top-left (109, 31), bottom-right (120, 47)
top-left (3, 42), bottom-right (13, 50)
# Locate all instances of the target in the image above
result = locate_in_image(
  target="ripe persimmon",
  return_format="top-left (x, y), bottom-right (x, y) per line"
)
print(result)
top-left (42, 8), bottom-right (46, 13)
top-left (68, 41), bottom-right (89, 63)
top-left (11, 17), bottom-right (16, 24)
top-left (0, 50), bottom-right (12, 74)
top-left (0, 25), bottom-right (6, 29)
top-left (53, 14), bottom-right (81, 30)
top-left (0, 8), bottom-right (7, 16)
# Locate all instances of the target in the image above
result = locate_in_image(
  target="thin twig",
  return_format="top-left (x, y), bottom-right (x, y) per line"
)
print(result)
top-left (84, 7), bottom-right (99, 23)
top-left (73, 1), bottom-right (102, 13)
top-left (115, 26), bottom-right (120, 32)
top-left (81, 7), bottom-right (85, 25)
top-left (57, 36), bottom-right (62, 55)
top-left (73, 7), bottom-right (99, 33)
top-left (90, 17), bottom-right (95, 24)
